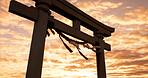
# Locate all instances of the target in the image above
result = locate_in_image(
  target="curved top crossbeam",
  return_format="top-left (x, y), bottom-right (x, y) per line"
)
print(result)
top-left (33, 0), bottom-right (115, 37)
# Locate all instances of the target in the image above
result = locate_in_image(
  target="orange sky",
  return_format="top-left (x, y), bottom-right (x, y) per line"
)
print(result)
top-left (0, 0), bottom-right (148, 78)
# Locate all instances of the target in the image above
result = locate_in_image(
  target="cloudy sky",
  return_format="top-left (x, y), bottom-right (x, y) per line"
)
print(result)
top-left (0, 0), bottom-right (148, 78)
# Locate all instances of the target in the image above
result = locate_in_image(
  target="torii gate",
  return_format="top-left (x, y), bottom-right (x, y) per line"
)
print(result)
top-left (8, 0), bottom-right (115, 78)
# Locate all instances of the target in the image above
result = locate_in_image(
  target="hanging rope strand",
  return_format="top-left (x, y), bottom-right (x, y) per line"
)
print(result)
top-left (46, 28), bottom-right (89, 60)
top-left (59, 35), bottom-right (73, 53)
top-left (78, 49), bottom-right (88, 60)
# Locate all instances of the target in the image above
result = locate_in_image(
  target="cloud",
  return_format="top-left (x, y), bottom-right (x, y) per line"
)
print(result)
top-left (104, 24), bottom-right (148, 51)
top-left (113, 59), bottom-right (148, 67)
top-left (68, 0), bottom-right (78, 3)
top-left (103, 7), bottom-right (148, 25)
top-left (0, 0), bottom-right (34, 34)
top-left (16, 0), bottom-right (34, 6)
top-left (0, 29), bottom-right (10, 35)
top-left (50, 59), bottom-right (62, 63)
top-left (64, 64), bottom-right (95, 72)
top-left (0, 28), bottom-right (32, 50)
top-left (51, 11), bottom-right (72, 26)
top-left (108, 64), bottom-right (148, 77)
top-left (76, 1), bottom-right (122, 12)
top-left (45, 39), bottom-right (61, 50)
top-left (106, 50), bottom-right (142, 60)
top-left (0, 71), bottom-right (26, 78)
top-left (105, 48), bottom-right (148, 77)
top-left (1, 0), bottom-right (148, 78)
top-left (125, 6), bottom-right (132, 9)
top-left (63, 57), bottom-right (96, 72)
top-left (101, 1), bottom-right (122, 9)
top-left (65, 64), bottom-right (96, 71)
top-left (73, 0), bottom-right (123, 21)
top-left (128, 31), bottom-right (148, 41)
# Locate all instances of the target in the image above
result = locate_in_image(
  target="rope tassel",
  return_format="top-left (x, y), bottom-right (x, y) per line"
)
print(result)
top-left (59, 35), bottom-right (73, 53)
top-left (50, 28), bottom-right (55, 35)
top-left (78, 49), bottom-right (88, 60)
top-left (69, 41), bottom-right (88, 60)
top-left (46, 31), bottom-right (50, 37)
top-left (49, 29), bottom-right (88, 60)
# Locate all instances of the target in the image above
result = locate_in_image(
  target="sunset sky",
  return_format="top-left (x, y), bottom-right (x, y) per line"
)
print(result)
top-left (0, 0), bottom-right (148, 78)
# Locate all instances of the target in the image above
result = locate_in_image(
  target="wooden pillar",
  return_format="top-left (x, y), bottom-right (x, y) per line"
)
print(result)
top-left (73, 19), bottom-right (80, 31)
top-left (94, 31), bottom-right (106, 78)
top-left (26, 2), bottom-right (49, 78)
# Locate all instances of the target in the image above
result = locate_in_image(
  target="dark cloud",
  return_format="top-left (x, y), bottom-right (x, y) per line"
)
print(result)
top-left (64, 58), bottom-right (96, 71)
top-left (109, 59), bottom-right (148, 68)
top-left (108, 70), bottom-right (148, 77)
top-left (0, 71), bottom-right (26, 78)
top-left (128, 31), bottom-right (148, 40)
top-left (108, 72), bottom-right (124, 76)
top-left (48, 44), bottom-right (61, 49)
top-left (105, 7), bottom-right (148, 25)
top-left (105, 49), bottom-right (147, 60)
top-left (50, 59), bottom-right (62, 63)
top-left (0, 55), bottom-right (20, 63)
top-left (65, 63), bottom-right (96, 71)
top-left (128, 70), bottom-right (148, 76)
top-left (11, 72), bottom-right (26, 78)
top-left (43, 58), bottom-right (49, 62)
top-left (70, 58), bottom-right (95, 65)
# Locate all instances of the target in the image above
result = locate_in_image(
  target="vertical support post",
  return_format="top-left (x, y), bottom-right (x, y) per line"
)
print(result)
top-left (73, 19), bottom-right (80, 31)
top-left (73, 19), bottom-right (81, 37)
top-left (94, 31), bottom-right (106, 78)
top-left (26, 3), bottom-right (49, 78)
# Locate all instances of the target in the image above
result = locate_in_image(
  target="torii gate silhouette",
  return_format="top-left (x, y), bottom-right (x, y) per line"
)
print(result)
top-left (9, 0), bottom-right (115, 78)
